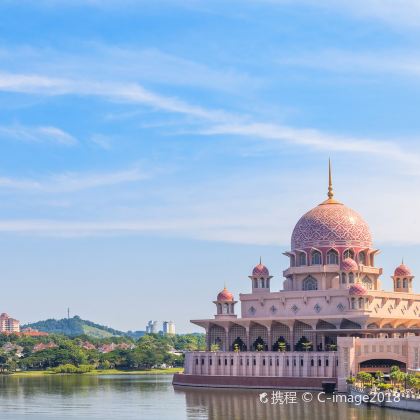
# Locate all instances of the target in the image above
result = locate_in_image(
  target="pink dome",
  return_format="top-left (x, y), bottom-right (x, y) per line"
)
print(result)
top-left (252, 263), bottom-right (269, 277)
top-left (217, 287), bottom-right (234, 302)
top-left (394, 263), bottom-right (412, 277)
top-left (342, 257), bottom-right (358, 272)
top-left (349, 284), bottom-right (367, 296)
top-left (291, 202), bottom-right (372, 250)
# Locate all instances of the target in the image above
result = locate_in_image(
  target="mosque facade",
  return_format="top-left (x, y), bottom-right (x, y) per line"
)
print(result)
top-left (173, 163), bottom-right (420, 391)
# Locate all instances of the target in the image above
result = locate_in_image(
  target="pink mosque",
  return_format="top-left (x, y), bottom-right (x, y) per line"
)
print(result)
top-left (173, 163), bottom-right (420, 391)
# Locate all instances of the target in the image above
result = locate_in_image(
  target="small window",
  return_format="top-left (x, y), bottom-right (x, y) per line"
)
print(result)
top-left (341, 273), bottom-right (347, 284)
top-left (311, 250), bottom-right (322, 265)
top-left (358, 251), bottom-right (366, 265)
top-left (303, 276), bottom-right (317, 291)
top-left (349, 273), bottom-right (354, 284)
top-left (344, 249), bottom-right (355, 260)
top-left (299, 253), bottom-right (307, 266)
top-left (327, 250), bottom-right (339, 265)
top-left (318, 359), bottom-right (322, 366)
top-left (403, 278), bottom-right (408, 288)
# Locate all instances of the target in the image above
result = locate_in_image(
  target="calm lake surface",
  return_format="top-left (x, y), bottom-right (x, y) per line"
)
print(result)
top-left (0, 374), bottom-right (416, 420)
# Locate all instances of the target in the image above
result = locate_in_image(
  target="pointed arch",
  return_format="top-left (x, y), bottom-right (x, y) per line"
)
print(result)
top-left (362, 275), bottom-right (373, 290)
top-left (343, 248), bottom-right (355, 260)
top-left (302, 275), bottom-right (318, 290)
top-left (326, 248), bottom-right (339, 265)
top-left (310, 248), bottom-right (322, 265)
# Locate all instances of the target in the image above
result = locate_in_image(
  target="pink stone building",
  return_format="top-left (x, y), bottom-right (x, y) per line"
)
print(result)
top-left (173, 163), bottom-right (420, 391)
top-left (0, 313), bottom-right (20, 333)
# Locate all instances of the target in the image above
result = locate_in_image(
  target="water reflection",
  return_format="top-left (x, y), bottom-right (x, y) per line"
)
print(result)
top-left (175, 386), bottom-right (415, 420)
top-left (0, 375), bottom-right (415, 420)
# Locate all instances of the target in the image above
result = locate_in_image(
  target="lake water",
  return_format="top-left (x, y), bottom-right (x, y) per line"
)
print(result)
top-left (0, 374), bottom-right (416, 420)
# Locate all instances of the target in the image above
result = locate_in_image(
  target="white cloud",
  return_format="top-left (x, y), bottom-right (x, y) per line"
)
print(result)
top-left (277, 49), bottom-right (420, 78)
top-left (2, 70), bottom-right (420, 172)
top-left (0, 166), bottom-right (149, 193)
top-left (197, 122), bottom-right (420, 169)
top-left (257, 0), bottom-right (420, 28)
top-left (0, 124), bottom-right (77, 146)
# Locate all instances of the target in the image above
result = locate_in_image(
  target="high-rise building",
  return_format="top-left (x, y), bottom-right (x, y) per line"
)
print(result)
top-left (0, 313), bottom-right (20, 333)
top-left (163, 321), bottom-right (176, 335)
top-left (146, 320), bottom-right (159, 334)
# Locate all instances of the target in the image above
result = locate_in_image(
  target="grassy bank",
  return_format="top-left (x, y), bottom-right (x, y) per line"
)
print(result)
top-left (9, 367), bottom-right (183, 377)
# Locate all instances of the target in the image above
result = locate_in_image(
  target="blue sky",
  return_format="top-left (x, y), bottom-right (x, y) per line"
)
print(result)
top-left (1, 1), bottom-right (420, 332)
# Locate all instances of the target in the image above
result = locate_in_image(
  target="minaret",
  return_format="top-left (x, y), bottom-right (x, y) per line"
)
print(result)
top-left (249, 258), bottom-right (272, 293)
top-left (214, 286), bottom-right (237, 318)
top-left (392, 260), bottom-right (414, 293)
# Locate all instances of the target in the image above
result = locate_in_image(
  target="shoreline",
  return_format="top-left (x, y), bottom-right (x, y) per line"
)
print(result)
top-left (6, 368), bottom-right (184, 377)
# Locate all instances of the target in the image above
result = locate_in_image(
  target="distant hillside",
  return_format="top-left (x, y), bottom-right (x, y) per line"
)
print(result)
top-left (23, 316), bottom-right (128, 338)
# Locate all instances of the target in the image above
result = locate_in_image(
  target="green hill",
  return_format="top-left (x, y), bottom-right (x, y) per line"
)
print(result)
top-left (23, 316), bottom-right (127, 338)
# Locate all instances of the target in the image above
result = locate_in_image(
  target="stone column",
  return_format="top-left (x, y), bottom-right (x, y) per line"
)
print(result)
top-left (224, 326), bottom-right (230, 351)
top-left (246, 327), bottom-right (251, 351)
top-left (267, 327), bottom-right (272, 351)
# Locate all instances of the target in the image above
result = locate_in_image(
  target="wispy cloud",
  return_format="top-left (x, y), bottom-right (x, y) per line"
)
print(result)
top-left (0, 72), bottom-right (230, 121)
top-left (2, 70), bottom-right (420, 171)
top-left (196, 122), bottom-right (420, 169)
top-left (0, 166), bottom-right (149, 193)
top-left (277, 49), bottom-right (420, 78)
top-left (0, 124), bottom-right (77, 146)
top-left (256, 0), bottom-right (420, 29)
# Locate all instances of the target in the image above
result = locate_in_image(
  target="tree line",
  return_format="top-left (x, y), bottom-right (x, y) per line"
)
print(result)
top-left (0, 333), bottom-right (205, 372)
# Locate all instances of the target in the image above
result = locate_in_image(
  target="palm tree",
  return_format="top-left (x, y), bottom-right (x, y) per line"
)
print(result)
top-left (302, 341), bottom-right (312, 352)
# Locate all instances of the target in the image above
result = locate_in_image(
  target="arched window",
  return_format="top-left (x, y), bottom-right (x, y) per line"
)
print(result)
top-left (327, 249), bottom-right (339, 265)
top-left (299, 253), bottom-right (307, 266)
top-left (348, 273), bottom-right (354, 284)
top-left (403, 278), bottom-right (408, 288)
top-left (260, 278), bottom-right (265, 288)
top-left (311, 250), bottom-right (322, 265)
top-left (223, 303), bottom-right (229, 314)
top-left (253, 278), bottom-right (258, 288)
top-left (302, 276), bottom-right (318, 291)
top-left (343, 249), bottom-right (355, 260)
top-left (351, 298), bottom-right (356, 309)
top-left (397, 279), bottom-right (401, 288)
top-left (358, 298), bottom-right (363, 309)
top-left (290, 255), bottom-right (296, 267)
top-left (358, 251), bottom-right (366, 265)
top-left (341, 273), bottom-right (347, 284)
top-left (362, 275), bottom-right (373, 290)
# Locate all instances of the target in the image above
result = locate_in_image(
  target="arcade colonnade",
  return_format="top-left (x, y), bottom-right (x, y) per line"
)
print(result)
top-left (206, 319), bottom-right (420, 352)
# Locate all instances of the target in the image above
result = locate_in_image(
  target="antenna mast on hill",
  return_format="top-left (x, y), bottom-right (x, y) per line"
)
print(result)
top-left (67, 308), bottom-right (70, 319)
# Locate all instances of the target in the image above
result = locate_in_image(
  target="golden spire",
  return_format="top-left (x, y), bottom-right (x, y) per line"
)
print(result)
top-left (259, 256), bottom-right (262, 265)
top-left (321, 158), bottom-right (341, 205)
top-left (328, 158), bottom-right (333, 200)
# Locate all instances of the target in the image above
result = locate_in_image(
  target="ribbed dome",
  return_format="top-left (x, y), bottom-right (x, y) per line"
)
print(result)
top-left (217, 287), bottom-right (234, 302)
top-left (342, 257), bottom-right (358, 272)
top-left (394, 263), bottom-right (412, 277)
top-left (349, 284), bottom-right (367, 296)
top-left (291, 202), bottom-right (372, 250)
top-left (252, 263), bottom-right (269, 277)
